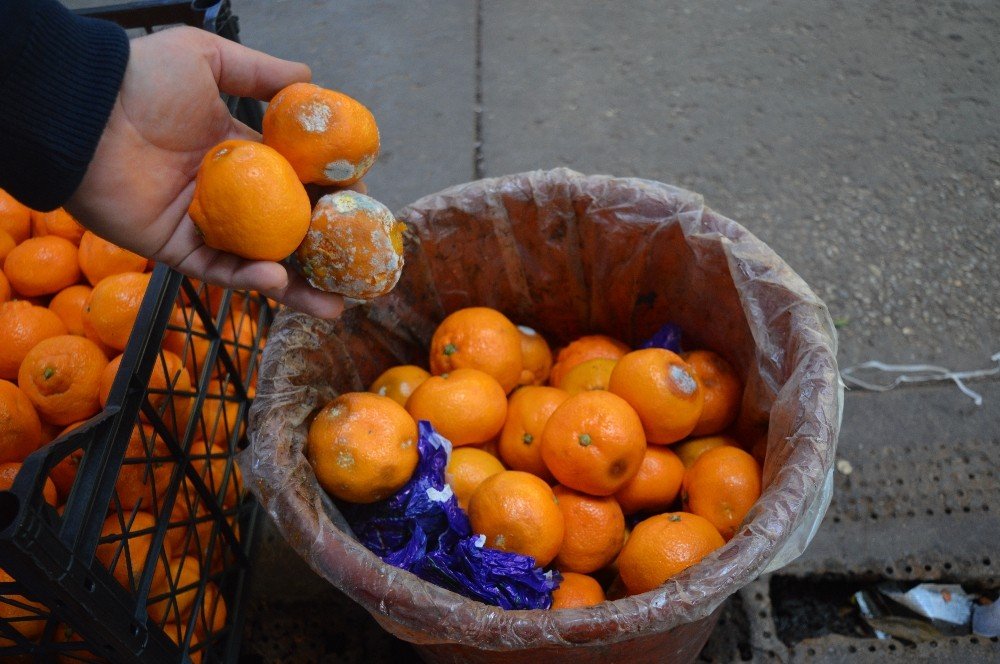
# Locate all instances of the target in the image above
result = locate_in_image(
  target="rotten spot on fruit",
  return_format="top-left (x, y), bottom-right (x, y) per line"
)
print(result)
top-left (579, 433), bottom-right (592, 447)
top-left (669, 364), bottom-right (698, 396)
top-left (443, 343), bottom-right (458, 356)
top-left (522, 433), bottom-right (533, 445)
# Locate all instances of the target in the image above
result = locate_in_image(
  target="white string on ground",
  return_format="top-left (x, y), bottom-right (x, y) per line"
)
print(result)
top-left (840, 352), bottom-right (1000, 406)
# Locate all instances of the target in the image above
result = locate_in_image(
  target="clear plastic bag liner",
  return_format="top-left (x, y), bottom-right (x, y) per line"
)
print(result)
top-left (242, 169), bottom-right (842, 653)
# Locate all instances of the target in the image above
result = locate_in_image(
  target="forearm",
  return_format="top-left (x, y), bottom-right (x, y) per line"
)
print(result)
top-left (0, 0), bottom-right (129, 211)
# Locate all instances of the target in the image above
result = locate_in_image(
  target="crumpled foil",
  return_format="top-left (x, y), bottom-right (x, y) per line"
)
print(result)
top-left (242, 169), bottom-right (841, 661)
top-left (343, 421), bottom-right (559, 610)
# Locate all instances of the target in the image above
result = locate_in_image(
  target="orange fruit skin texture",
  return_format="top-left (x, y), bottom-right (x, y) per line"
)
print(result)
top-left (295, 191), bottom-right (405, 299)
top-left (516, 325), bottom-right (553, 386)
top-left (0, 461), bottom-right (57, 505)
top-left (614, 444), bottom-right (686, 515)
top-left (608, 348), bottom-right (705, 444)
top-left (307, 392), bottom-right (419, 504)
top-left (32, 208), bottom-right (86, 244)
top-left (682, 445), bottom-right (762, 541)
top-left (551, 485), bottom-right (626, 574)
top-left (683, 350), bottom-right (743, 437)
top-left (0, 301), bottom-right (67, 379)
top-left (188, 139), bottom-right (311, 261)
top-left (429, 307), bottom-right (523, 394)
top-left (467, 470), bottom-right (565, 567)
top-left (498, 385), bottom-right (568, 483)
top-left (445, 446), bottom-right (505, 512)
top-left (0, 379), bottom-right (42, 462)
top-left (540, 390), bottom-right (647, 496)
top-left (0, 272), bottom-right (8, 303)
top-left (369, 364), bottom-right (431, 407)
top-left (0, 230), bottom-right (16, 268)
top-left (674, 435), bottom-right (737, 469)
top-left (406, 368), bottom-right (508, 447)
top-left (262, 82), bottom-right (380, 186)
top-left (556, 357), bottom-right (617, 396)
top-left (77, 231), bottom-right (148, 286)
top-left (48, 284), bottom-right (92, 336)
top-left (548, 334), bottom-right (630, 388)
top-left (617, 511), bottom-right (725, 596)
top-left (0, 188), bottom-right (31, 243)
top-left (4, 236), bottom-right (80, 297)
top-left (18, 335), bottom-right (108, 426)
top-left (82, 271), bottom-right (150, 352)
top-left (550, 572), bottom-right (606, 610)
top-left (96, 511), bottom-right (167, 589)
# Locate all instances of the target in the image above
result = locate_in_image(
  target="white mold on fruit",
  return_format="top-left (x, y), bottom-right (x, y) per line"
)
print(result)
top-left (297, 101), bottom-right (331, 133)
top-left (324, 160), bottom-right (356, 183)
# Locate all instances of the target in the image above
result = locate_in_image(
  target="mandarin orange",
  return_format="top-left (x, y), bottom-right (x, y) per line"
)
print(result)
top-left (0, 379), bottom-right (42, 463)
top-left (614, 445), bottom-right (685, 515)
top-left (445, 446), bottom-right (505, 512)
top-left (617, 511), bottom-right (724, 596)
top-left (295, 191), bottom-right (405, 299)
top-left (307, 392), bottom-right (418, 503)
top-left (682, 446), bottom-right (762, 540)
top-left (497, 385), bottom-right (568, 483)
top-left (262, 82), bottom-right (380, 186)
top-left (540, 390), bottom-right (646, 496)
top-left (188, 139), bottom-right (311, 261)
top-left (4, 236), bottom-right (80, 297)
top-left (551, 485), bottom-right (626, 574)
top-left (683, 350), bottom-right (742, 437)
top-left (467, 470), bottom-right (564, 567)
top-left (607, 348), bottom-right (704, 444)
top-left (548, 334), bottom-right (630, 388)
top-left (369, 364), bottom-right (431, 407)
top-left (17, 335), bottom-right (107, 425)
top-left (429, 307), bottom-right (523, 394)
top-left (550, 572), bottom-right (606, 610)
top-left (516, 325), bottom-right (553, 386)
top-left (405, 368), bottom-right (507, 447)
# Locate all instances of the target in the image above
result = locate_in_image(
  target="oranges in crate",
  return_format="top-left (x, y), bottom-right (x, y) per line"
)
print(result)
top-left (0, 188), bottom-right (262, 652)
top-left (303, 305), bottom-right (765, 606)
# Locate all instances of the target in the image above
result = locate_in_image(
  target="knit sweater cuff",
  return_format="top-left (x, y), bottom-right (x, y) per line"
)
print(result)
top-left (0, 0), bottom-right (129, 211)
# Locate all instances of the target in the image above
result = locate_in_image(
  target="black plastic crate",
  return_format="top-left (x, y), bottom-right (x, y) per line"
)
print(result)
top-left (0, 2), bottom-right (269, 662)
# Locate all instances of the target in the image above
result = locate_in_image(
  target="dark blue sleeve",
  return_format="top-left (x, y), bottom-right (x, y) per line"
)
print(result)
top-left (0, 0), bottom-right (129, 211)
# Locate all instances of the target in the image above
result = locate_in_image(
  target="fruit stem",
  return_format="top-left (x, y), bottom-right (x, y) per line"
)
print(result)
top-left (43, 367), bottom-right (55, 380)
top-left (522, 433), bottom-right (533, 445)
top-left (443, 343), bottom-right (457, 356)
top-left (578, 433), bottom-right (592, 447)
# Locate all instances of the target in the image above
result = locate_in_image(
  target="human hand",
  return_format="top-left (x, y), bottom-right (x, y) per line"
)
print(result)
top-left (67, 27), bottom-right (343, 319)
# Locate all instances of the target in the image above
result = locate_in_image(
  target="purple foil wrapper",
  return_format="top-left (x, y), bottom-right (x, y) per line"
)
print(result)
top-left (344, 421), bottom-right (559, 610)
top-left (638, 322), bottom-right (683, 353)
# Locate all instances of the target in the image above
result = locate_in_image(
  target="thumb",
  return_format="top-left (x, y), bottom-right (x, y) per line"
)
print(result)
top-left (204, 32), bottom-right (311, 101)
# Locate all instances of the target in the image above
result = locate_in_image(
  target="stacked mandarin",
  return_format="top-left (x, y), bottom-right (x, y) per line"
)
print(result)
top-left (188, 82), bottom-right (405, 300)
top-left (0, 188), bottom-right (250, 652)
top-left (305, 305), bottom-right (766, 609)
